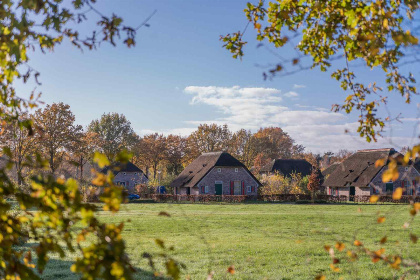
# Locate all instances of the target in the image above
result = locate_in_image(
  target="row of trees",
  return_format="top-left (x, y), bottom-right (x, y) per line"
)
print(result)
top-left (0, 102), bottom-right (353, 185)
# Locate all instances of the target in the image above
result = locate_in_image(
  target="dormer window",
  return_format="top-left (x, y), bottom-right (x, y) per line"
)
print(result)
top-left (405, 167), bottom-right (409, 171)
top-left (217, 168), bottom-right (221, 173)
top-left (123, 172), bottom-right (126, 175)
top-left (134, 172), bottom-right (137, 175)
top-left (235, 168), bottom-right (238, 172)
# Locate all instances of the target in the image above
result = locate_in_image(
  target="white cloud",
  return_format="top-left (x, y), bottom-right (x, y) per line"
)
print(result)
top-left (284, 91), bottom-right (299, 98)
top-left (293, 84), bottom-right (306, 89)
top-left (142, 85), bottom-right (413, 153)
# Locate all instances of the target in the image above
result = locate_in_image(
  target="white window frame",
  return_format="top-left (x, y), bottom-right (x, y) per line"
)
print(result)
top-left (217, 168), bottom-right (221, 173)
top-left (247, 186), bottom-right (252, 193)
top-left (235, 168), bottom-right (238, 173)
top-left (205, 186), bottom-right (209, 194)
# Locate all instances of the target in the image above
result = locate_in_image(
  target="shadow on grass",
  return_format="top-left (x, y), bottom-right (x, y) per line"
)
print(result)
top-left (19, 243), bottom-right (166, 280)
top-left (40, 258), bottom-right (167, 280)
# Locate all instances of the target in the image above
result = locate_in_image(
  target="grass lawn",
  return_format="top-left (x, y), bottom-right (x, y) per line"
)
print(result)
top-left (41, 203), bottom-right (419, 279)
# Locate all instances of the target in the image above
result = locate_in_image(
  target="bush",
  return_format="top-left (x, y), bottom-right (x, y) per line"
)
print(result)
top-left (135, 184), bottom-right (155, 198)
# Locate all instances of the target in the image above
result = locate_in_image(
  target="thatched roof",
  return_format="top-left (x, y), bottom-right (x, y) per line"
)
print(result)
top-left (323, 148), bottom-right (399, 188)
top-left (101, 161), bottom-right (147, 178)
top-left (322, 162), bottom-right (340, 177)
top-left (260, 159), bottom-right (313, 177)
top-left (170, 151), bottom-right (261, 189)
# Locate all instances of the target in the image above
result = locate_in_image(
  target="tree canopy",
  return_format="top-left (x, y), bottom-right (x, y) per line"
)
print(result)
top-left (221, 0), bottom-right (420, 142)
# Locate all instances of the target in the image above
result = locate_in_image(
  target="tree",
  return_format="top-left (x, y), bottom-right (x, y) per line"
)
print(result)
top-left (222, 0), bottom-right (419, 142)
top-left (230, 129), bottom-right (258, 168)
top-left (33, 103), bottom-right (83, 174)
top-left (186, 124), bottom-right (232, 162)
top-left (165, 134), bottom-right (187, 175)
top-left (253, 127), bottom-right (297, 162)
top-left (135, 133), bottom-right (167, 179)
top-left (0, 113), bottom-right (36, 185)
top-left (307, 167), bottom-right (324, 200)
top-left (71, 131), bottom-right (98, 182)
top-left (0, 2), bottom-right (165, 279)
top-left (88, 113), bottom-right (138, 160)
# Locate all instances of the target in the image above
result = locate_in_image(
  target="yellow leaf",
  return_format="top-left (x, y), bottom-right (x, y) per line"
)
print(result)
top-left (392, 187), bottom-right (403, 200)
top-left (315, 275), bottom-right (326, 280)
top-left (383, 18), bottom-right (389, 29)
top-left (93, 152), bottom-right (110, 168)
top-left (369, 195), bottom-right (379, 203)
top-left (377, 216), bottom-right (386, 224)
top-left (414, 203), bottom-right (420, 211)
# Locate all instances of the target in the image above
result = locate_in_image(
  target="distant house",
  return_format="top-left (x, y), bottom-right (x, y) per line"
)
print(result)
top-left (101, 161), bottom-right (148, 193)
top-left (260, 159), bottom-right (313, 177)
top-left (323, 148), bottom-right (420, 197)
top-left (170, 151), bottom-right (261, 195)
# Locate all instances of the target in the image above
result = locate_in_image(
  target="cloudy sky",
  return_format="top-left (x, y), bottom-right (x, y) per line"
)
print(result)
top-left (15, 0), bottom-right (420, 153)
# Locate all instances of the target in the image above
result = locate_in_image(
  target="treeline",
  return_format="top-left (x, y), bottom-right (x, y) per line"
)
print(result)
top-left (0, 102), bottom-right (353, 185)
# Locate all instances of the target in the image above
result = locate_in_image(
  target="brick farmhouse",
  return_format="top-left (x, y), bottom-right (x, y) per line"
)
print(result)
top-left (170, 151), bottom-right (261, 195)
top-left (101, 161), bottom-right (148, 193)
top-left (323, 148), bottom-right (420, 197)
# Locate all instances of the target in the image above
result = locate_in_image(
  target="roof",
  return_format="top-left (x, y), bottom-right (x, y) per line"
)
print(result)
top-left (101, 161), bottom-right (147, 178)
top-left (322, 162), bottom-right (340, 177)
top-left (170, 151), bottom-right (261, 189)
top-left (323, 148), bottom-right (399, 188)
top-left (260, 159), bottom-right (313, 177)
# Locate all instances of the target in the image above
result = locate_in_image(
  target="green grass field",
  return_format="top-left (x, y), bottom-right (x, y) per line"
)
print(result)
top-left (41, 203), bottom-right (419, 280)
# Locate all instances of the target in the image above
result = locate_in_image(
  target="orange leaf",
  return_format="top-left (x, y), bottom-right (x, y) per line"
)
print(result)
top-left (354, 240), bottom-right (363, 246)
top-left (392, 188), bottom-right (402, 200)
top-left (324, 245), bottom-right (331, 251)
top-left (227, 265), bottom-right (235, 275)
top-left (315, 275), bottom-right (326, 280)
top-left (329, 263), bottom-right (340, 272)
top-left (380, 236), bottom-right (387, 244)
top-left (377, 216), bottom-right (386, 224)
top-left (375, 158), bottom-right (385, 167)
top-left (335, 242), bottom-right (345, 252)
top-left (369, 195), bottom-right (379, 203)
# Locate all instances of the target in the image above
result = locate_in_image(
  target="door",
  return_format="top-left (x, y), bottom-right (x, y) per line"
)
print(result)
top-left (386, 183), bottom-right (393, 194)
top-left (349, 186), bottom-right (355, 201)
top-left (234, 181), bottom-right (241, 195)
top-left (186, 187), bottom-right (191, 195)
top-left (215, 183), bottom-right (223, 195)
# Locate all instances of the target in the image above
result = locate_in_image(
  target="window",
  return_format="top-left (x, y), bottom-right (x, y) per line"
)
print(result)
top-left (205, 186), bottom-right (209, 193)
top-left (217, 168), bottom-right (221, 173)
top-left (134, 172), bottom-right (137, 175)
top-left (405, 167), bottom-right (409, 172)
top-left (235, 168), bottom-right (238, 173)
top-left (247, 186), bottom-right (251, 193)
top-left (123, 172), bottom-right (126, 175)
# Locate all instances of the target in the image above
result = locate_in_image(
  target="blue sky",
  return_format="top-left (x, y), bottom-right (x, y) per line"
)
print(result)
top-left (15, 0), bottom-right (420, 153)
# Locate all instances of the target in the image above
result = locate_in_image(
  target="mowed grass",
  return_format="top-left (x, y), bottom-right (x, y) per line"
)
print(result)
top-left (41, 203), bottom-right (419, 279)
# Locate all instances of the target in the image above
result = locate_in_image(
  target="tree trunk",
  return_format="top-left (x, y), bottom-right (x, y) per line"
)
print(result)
top-left (80, 155), bottom-right (84, 182)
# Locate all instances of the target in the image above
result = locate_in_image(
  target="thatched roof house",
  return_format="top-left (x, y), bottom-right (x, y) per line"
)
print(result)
top-left (170, 151), bottom-right (261, 195)
top-left (323, 148), bottom-right (419, 198)
top-left (260, 159), bottom-right (313, 177)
